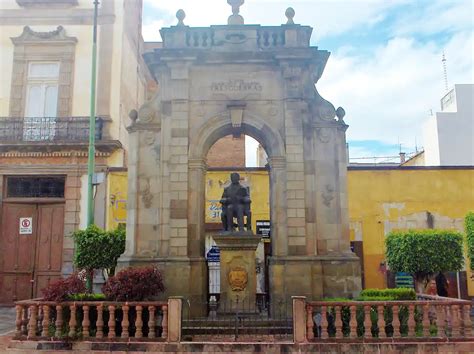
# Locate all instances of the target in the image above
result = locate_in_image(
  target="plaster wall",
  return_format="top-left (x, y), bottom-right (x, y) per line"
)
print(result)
top-left (347, 168), bottom-right (474, 295)
top-left (423, 84), bottom-right (474, 166)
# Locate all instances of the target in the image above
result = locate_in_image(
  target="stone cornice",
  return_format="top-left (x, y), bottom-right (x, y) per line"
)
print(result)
top-left (11, 25), bottom-right (77, 45)
top-left (0, 140), bottom-right (122, 154)
top-left (16, 0), bottom-right (78, 7)
top-left (0, 9), bottom-right (115, 26)
top-left (126, 123), bottom-right (161, 133)
top-left (0, 151), bottom-right (110, 158)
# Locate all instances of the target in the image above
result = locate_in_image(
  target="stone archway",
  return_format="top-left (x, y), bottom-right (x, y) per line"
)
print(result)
top-left (120, 5), bottom-right (361, 304)
top-left (188, 112), bottom-right (287, 259)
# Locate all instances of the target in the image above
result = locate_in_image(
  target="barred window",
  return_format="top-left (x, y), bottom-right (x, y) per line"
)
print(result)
top-left (6, 176), bottom-right (65, 198)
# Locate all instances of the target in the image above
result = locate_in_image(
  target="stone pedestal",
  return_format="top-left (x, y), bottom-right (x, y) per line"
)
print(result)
top-left (213, 233), bottom-right (261, 312)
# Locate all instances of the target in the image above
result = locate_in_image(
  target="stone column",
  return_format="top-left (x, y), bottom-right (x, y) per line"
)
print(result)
top-left (268, 156), bottom-right (288, 257)
top-left (187, 158), bottom-right (207, 257)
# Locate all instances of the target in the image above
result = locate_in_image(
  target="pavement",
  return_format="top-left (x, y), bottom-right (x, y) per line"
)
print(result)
top-left (0, 307), bottom-right (15, 352)
top-left (0, 307), bottom-right (15, 337)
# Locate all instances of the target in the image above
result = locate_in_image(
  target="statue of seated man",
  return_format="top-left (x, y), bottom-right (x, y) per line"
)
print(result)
top-left (220, 172), bottom-right (252, 232)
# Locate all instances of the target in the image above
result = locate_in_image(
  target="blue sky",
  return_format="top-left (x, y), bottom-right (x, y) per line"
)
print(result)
top-left (142, 0), bottom-right (473, 162)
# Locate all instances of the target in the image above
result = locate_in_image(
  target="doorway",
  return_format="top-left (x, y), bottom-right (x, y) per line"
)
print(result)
top-left (0, 176), bottom-right (65, 304)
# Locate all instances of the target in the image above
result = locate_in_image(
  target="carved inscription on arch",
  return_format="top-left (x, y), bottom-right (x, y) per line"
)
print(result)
top-left (211, 79), bottom-right (262, 93)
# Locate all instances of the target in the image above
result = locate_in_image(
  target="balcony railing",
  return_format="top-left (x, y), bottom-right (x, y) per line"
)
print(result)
top-left (0, 117), bottom-right (105, 143)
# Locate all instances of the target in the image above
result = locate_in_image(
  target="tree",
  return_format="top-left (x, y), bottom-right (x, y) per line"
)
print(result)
top-left (73, 224), bottom-right (126, 292)
top-left (465, 212), bottom-right (474, 271)
top-left (385, 230), bottom-right (464, 293)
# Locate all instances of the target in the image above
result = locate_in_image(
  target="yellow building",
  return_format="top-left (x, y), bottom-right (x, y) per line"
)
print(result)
top-left (104, 165), bottom-right (474, 298)
top-left (0, 0), bottom-right (149, 303)
top-left (348, 166), bottom-right (474, 297)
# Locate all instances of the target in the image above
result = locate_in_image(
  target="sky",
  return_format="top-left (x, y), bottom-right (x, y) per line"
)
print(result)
top-left (141, 0), bottom-right (473, 164)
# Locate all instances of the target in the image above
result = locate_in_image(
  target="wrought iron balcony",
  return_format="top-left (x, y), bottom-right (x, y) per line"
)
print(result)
top-left (0, 116), bottom-right (121, 153)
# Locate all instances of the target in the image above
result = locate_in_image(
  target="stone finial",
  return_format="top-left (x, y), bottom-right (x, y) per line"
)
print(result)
top-left (129, 109), bottom-right (138, 123)
top-left (227, 0), bottom-right (244, 25)
top-left (285, 7), bottom-right (295, 24)
top-left (176, 9), bottom-right (186, 26)
top-left (336, 107), bottom-right (346, 122)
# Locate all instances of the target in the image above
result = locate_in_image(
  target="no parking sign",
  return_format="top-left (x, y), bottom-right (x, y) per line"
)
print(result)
top-left (19, 217), bottom-right (32, 235)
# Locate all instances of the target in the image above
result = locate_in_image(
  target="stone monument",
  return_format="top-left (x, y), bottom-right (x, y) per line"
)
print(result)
top-left (213, 172), bottom-right (260, 312)
top-left (119, 1), bottom-right (362, 308)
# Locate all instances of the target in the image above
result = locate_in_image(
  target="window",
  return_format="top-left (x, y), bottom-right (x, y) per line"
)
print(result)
top-left (24, 62), bottom-right (60, 141)
top-left (6, 176), bottom-right (65, 198)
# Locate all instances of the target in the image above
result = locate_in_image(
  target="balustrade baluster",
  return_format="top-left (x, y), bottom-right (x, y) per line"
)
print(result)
top-left (121, 304), bottom-right (129, 338)
top-left (320, 306), bottom-right (328, 339)
top-left (377, 305), bottom-right (386, 338)
top-left (15, 305), bottom-right (22, 337)
top-left (37, 306), bottom-right (43, 335)
top-left (306, 305), bottom-right (314, 340)
top-left (161, 305), bottom-right (168, 339)
top-left (27, 305), bottom-right (37, 339)
top-left (349, 305), bottom-right (357, 339)
top-left (68, 305), bottom-right (76, 337)
top-left (21, 306), bottom-right (28, 335)
top-left (96, 305), bottom-right (104, 338)
top-left (463, 304), bottom-right (472, 337)
top-left (108, 306), bottom-right (116, 338)
top-left (42, 305), bottom-right (50, 337)
top-left (82, 305), bottom-right (90, 337)
top-left (436, 305), bottom-right (446, 337)
top-left (363, 305), bottom-right (372, 338)
top-left (422, 304), bottom-right (430, 337)
top-left (451, 305), bottom-right (461, 337)
top-left (148, 306), bottom-right (156, 338)
top-left (392, 305), bottom-right (401, 338)
top-left (55, 305), bottom-right (63, 338)
top-left (135, 305), bottom-right (143, 338)
top-left (407, 305), bottom-right (416, 337)
top-left (335, 306), bottom-right (343, 338)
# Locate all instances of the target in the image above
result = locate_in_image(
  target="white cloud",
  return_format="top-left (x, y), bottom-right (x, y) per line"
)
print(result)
top-left (142, 0), bottom-right (473, 156)
top-left (318, 30), bottom-right (473, 149)
top-left (390, 0), bottom-right (473, 37)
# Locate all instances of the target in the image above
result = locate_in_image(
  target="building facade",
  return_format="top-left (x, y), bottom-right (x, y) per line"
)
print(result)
top-left (423, 84), bottom-right (474, 166)
top-left (0, 0), bottom-right (149, 304)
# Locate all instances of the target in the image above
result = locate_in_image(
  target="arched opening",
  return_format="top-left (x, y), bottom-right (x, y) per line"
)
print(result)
top-left (204, 134), bottom-right (271, 305)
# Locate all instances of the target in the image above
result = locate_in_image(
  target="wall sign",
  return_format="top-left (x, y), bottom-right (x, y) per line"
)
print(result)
top-left (19, 217), bottom-right (33, 234)
top-left (256, 220), bottom-right (270, 239)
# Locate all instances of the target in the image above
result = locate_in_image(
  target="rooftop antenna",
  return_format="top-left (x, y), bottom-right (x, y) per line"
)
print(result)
top-left (415, 136), bottom-right (418, 153)
top-left (442, 51), bottom-right (449, 92)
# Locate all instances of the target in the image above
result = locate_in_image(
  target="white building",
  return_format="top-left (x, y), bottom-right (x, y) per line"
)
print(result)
top-left (423, 84), bottom-right (474, 166)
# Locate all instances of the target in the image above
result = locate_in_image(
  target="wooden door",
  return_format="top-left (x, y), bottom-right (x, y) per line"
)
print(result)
top-left (34, 204), bottom-right (64, 297)
top-left (0, 203), bottom-right (64, 304)
top-left (0, 203), bottom-right (37, 303)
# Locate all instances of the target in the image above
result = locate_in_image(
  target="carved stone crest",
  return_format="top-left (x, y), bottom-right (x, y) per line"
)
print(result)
top-left (228, 266), bottom-right (248, 292)
top-left (316, 128), bottom-right (331, 143)
top-left (140, 179), bottom-right (153, 209)
top-left (322, 184), bottom-right (335, 207)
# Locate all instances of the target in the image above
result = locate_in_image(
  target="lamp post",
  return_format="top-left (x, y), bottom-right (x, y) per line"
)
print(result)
top-left (86, 0), bottom-right (99, 226)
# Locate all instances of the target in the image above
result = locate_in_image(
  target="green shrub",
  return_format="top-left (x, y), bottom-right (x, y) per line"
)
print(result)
top-left (385, 230), bottom-right (464, 291)
top-left (360, 288), bottom-right (416, 300)
top-left (66, 293), bottom-right (107, 301)
top-left (465, 212), bottom-right (474, 271)
top-left (73, 224), bottom-right (126, 291)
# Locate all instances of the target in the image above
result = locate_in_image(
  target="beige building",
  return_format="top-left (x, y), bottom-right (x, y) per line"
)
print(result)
top-left (0, 0), bottom-right (149, 304)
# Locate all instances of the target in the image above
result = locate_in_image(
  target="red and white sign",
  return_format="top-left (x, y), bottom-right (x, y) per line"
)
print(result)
top-left (19, 217), bottom-right (32, 234)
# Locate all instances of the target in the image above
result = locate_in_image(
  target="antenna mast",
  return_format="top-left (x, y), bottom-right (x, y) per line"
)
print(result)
top-left (442, 51), bottom-right (449, 92)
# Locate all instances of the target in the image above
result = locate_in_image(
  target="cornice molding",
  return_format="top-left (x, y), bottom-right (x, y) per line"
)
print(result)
top-left (11, 25), bottom-right (77, 45)
top-left (16, 0), bottom-right (78, 7)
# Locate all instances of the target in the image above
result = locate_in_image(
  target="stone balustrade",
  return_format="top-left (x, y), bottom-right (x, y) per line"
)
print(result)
top-left (305, 297), bottom-right (472, 341)
top-left (14, 300), bottom-right (169, 341)
top-left (159, 25), bottom-right (312, 50)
